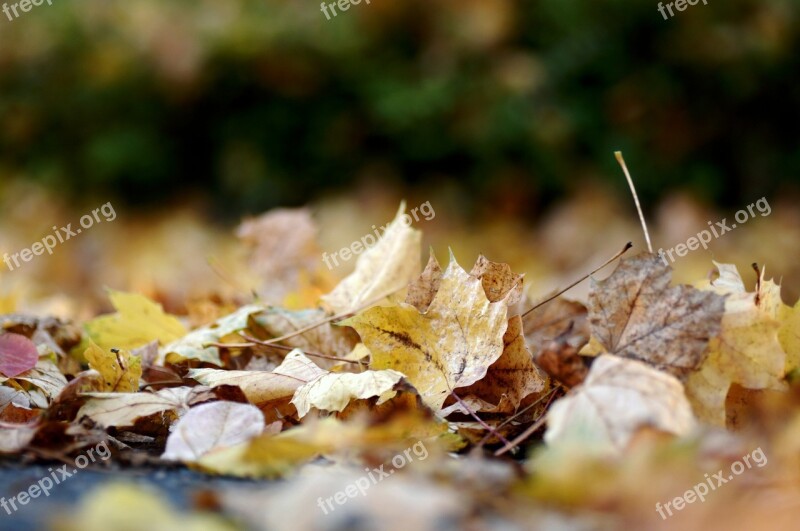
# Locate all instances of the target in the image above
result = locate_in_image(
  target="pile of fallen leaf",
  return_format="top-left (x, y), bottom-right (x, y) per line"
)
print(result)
top-left (2, 204), bottom-right (800, 531)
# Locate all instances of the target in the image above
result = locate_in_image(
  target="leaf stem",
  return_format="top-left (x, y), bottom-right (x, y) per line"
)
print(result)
top-left (615, 151), bottom-right (653, 253)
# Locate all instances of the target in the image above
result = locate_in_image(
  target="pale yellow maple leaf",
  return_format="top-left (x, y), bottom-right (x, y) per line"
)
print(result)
top-left (85, 290), bottom-right (187, 351)
top-left (343, 255), bottom-right (508, 410)
top-left (291, 369), bottom-right (405, 417)
top-left (83, 341), bottom-right (141, 393)
top-left (188, 349), bottom-right (327, 405)
top-left (685, 262), bottom-right (787, 426)
top-left (320, 202), bottom-right (421, 315)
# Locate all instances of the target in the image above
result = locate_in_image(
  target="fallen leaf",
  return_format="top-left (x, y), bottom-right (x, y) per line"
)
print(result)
top-left (685, 262), bottom-right (787, 425)
top-left (237, 207), bottom-right (327, 305)
top-left (188, 350), bottom-right (327, 405)
top-left (291, 369), bottom-right (405, 417)
top-left (405, 252), bottom-right (443, 312)
top-left (0, 332), bottom-right (39, 378)
top-left (162, 401), bottom-right (266, 462)
top-left (453, 316), bottom-right (547, 413)
top-left (77, 386), bottom-right (208, 427)
top-left (253, 307), bottom-right (359, 359)
top-left (320, 202), bottom-right (422, 315)
top-left (344, 254), bottom-right (508, 410)
top-left (84, 341), bottom-right (142, 393)
top-left (85, 290), bottom-right (187, 351)
top-left (469, 255), bottom-right (524, 308)
top-left (0, 420), bottom-right (37, 453)
top-left (544, 354), bottom-right (696, 456)
top-left (586, 253), bottom-right (725, 378)
top-left (7, 358), bottom-right (68, 404)
top-left (160, 304), bottom-right (264, 365)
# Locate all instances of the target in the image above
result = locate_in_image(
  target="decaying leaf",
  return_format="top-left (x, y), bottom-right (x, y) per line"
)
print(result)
top-left (544, 354), bottom-right (696, 455)
top-left (344, 255), bottom-right (508, 410)
top-left (84, 341), bottom-right (142, 393)
top-left (320, 202), bottom-right (422, 315)
top-left (162, 401), bottom-right (266, 462)
top-left (291, 369), bottom-right (405, 417)
top-left (85, 290), bottom-right (187, 351)
top-left (0, 332), bottom-right (39, 377)
top-left (586, 253), bottom-right (725, 378)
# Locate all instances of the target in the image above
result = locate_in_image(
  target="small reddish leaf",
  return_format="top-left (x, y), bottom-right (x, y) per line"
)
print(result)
top-left (0, 333), bottom-right (39, 378)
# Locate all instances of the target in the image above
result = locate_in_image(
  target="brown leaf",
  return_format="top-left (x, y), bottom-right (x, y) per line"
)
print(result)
top-left (587, 253), bottom-right (725, 379)
top-left (454, 316), bottom-right (547, 413)
top-left (522, 297), bottom-right (590, 387)
top-left (469, 255), bottom-right (524, 308)
top-left (405, 252), bottom-right (443, 312)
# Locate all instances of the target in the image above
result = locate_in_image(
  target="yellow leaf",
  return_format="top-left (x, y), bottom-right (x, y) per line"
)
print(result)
top-left (84, 341), bottom-right (141, 393)
top-left (291, 369), bottom-right (405, 417)
top-left (685, 262), bottom-right (787, 425)
top-left (188, 349), bottom-right (327, 405)
top-left (85, 290), bottom-right (186, 351)
top-left (343, 254), bottom-right (508, 410)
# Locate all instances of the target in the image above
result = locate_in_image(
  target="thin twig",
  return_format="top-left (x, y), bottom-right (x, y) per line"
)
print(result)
top-left (240, 334), bottom-right (365, 366)
top-left (615, 151), bottom-right (653, 253)
top-left (495, 386), bottom-right (562, 456)
top-left (450, 391), bottom-right (514, 448)
top-left (521, 242), bottom-right (632, 318)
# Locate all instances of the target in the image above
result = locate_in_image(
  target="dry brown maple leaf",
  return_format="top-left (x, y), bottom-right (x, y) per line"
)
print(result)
top-left (522, 297), bottom-right (590, 387)
top-left (453, 316), bottom-right (547, 413)
top-left (586, 253), bottom-right (725, 379)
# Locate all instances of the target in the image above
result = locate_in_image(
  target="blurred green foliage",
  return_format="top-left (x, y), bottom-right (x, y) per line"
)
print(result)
top-left (0, 0), bottom-right (797, 216)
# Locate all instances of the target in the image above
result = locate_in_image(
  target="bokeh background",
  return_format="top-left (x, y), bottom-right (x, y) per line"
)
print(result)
top-left (0, 0), bottom-right (798, 315)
